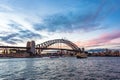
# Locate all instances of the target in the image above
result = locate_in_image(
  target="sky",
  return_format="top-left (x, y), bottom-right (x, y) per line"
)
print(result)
top-left (0, 0), bottom-right (120, 49)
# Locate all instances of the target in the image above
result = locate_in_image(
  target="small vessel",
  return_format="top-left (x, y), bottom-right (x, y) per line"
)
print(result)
top-left (49, 53), bottom-right (59, 58)
top-left (50, 56), bottom-right (59, 58)
top-left (76, 53), bottom-right (87, 58)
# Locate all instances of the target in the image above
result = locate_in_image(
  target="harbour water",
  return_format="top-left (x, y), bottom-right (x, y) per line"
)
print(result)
top-left (0, 57), bottom-right (120, 80)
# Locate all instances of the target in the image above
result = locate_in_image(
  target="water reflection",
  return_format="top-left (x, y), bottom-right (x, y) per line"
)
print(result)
top-left (0, 57), bottom-right (120, 80)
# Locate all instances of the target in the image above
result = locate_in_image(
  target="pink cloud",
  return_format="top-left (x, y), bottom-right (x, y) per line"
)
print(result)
top-left (75, 31), bottom-right (120, 48)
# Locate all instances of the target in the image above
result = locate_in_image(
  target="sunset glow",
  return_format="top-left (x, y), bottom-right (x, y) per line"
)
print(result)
top-left (0, 0), bottom-right (120, 49)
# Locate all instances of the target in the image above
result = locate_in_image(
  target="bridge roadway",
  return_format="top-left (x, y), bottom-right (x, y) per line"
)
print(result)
top-left (0, 46), bottom-right (80, 52)
top-left (0, 46), bottom-right (27, 49)
top-left (36, 47), bottom-right (80, 52)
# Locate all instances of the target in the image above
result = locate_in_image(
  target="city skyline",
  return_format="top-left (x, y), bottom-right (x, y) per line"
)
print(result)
top-left (0, 0), bottom-right (120, 49)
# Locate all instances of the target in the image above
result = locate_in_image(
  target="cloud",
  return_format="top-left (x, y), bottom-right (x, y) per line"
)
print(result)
top-left (33, 12), bottom-right (103, 32)
top-left (75, 31), bottom-right (120, 48)
top-left (0, 9), bottom-right (44, 45)
top-left (33, 0), bottom-right (112, 32)
top-left (0, 4), bottom-right (13, 12)
top-left (18, 30), bottom-right (41, 39)
top-left (0, 30), bottom-right (42, 44)
top-left (0, 0), bottom-right (118, 46)
top-left (0, 33), bottom-right (18, 44)
top-left (8, 20), bottom-right (23, 31)
top-left (88, 31), bottom-right (120, 45)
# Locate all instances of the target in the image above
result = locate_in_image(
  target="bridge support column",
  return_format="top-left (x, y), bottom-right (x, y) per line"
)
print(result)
top-left (26, 41), bottom-right (36, 55)
top-left (38, 49), bottom-right (42, 55)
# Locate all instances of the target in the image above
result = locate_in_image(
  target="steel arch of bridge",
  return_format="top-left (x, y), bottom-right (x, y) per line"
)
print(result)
top-left (36, 39), bottom-right (81, 52)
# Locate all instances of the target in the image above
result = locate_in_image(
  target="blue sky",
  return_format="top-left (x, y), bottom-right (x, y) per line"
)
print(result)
top-left (0, 0), bottom-right (120, 49)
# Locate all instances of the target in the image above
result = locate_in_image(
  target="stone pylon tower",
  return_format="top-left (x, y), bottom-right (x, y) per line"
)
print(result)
top-left (26, 41), bottom-right (35, 54)
top-left (30, 41), bottom-right (35, 54)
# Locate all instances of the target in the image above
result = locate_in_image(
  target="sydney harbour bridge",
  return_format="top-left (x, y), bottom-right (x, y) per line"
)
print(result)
top-left (0, 39), bottom-right (84, 56)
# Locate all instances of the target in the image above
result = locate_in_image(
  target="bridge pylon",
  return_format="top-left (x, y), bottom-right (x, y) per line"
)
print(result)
top-left (26, 41), bottom-right (36, 55)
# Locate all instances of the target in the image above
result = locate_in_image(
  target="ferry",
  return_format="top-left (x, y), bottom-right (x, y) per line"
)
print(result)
top-left (49, 56), bottom-right (59, 58)
top-left (76, 53), bottom-right (87, 58)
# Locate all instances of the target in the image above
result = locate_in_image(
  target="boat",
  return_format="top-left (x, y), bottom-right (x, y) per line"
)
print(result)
top-left (76, 53), bottom-right (87, 58)
top-left (49, 56), bottom-right (59, 58)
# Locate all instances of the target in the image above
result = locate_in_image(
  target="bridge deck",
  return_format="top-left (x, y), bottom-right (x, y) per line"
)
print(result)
top-left (0, 46), bottom-right (80, 52)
